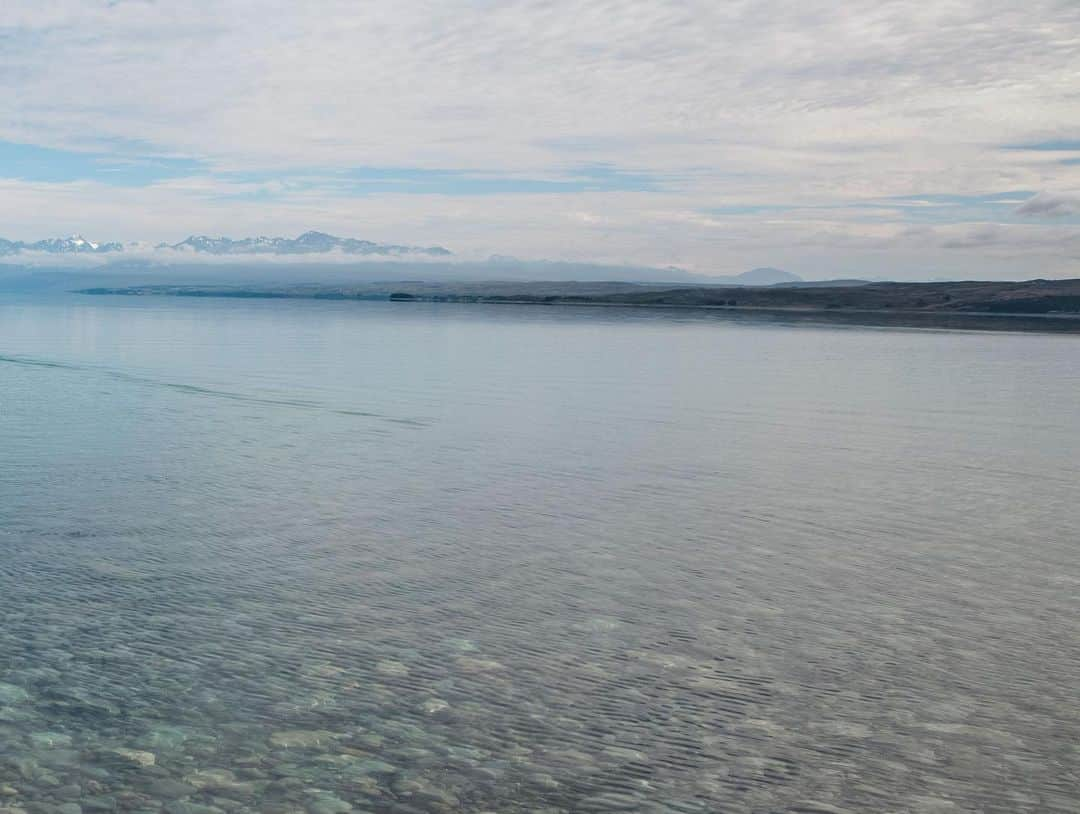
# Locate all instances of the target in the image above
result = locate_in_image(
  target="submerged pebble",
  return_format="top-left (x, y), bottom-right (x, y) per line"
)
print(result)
top-left (269, 730), bottom-right (340, 749)
top-left (1, 310), bottom-right (1076, 814)
top-left (373, 661), bottom-right (409, 677)
top-left (109, 748), bottom-right (156, 768)
top-left (28, 732), bottom-right (73, 748)
top-left (0, 684), bottom-right (30, 705)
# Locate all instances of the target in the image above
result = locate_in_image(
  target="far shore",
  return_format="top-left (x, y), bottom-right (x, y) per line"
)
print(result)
top-left (76, 278), bottom-right (1080, 334)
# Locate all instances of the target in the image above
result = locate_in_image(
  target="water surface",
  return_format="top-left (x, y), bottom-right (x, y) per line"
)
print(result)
top-left (1, 294), bottom-right (1077, 813)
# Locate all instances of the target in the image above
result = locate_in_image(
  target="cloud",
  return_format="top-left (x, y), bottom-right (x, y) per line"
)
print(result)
top-left (5, 1), bottom-right (1079, 172)
top-left (1015, 192), bottom-right (1080, 218)
top-left (1, 1), bottom-right (1080, 279)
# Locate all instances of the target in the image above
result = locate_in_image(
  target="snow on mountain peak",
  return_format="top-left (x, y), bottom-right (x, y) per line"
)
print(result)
top-left (0, 231), bottom-right (452, 259)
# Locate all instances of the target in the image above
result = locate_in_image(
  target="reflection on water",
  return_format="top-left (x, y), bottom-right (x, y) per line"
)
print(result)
top-left (1, 295), bottom-right (1078, 813)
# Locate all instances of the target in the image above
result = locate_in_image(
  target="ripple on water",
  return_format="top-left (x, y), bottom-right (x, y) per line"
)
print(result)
top-left (1, 300), bottom-right (1078, 813)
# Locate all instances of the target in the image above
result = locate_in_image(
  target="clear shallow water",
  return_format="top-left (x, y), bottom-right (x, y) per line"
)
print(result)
top-left (1, 294), bottom-right (1077, 814)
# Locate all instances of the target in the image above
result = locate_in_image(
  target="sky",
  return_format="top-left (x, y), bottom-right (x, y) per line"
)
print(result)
top-left (1, 0), bottom-right (1079, 280)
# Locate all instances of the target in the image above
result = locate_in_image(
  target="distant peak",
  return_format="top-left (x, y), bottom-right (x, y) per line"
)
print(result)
top-left (732, 267), bottom-right (802, 285)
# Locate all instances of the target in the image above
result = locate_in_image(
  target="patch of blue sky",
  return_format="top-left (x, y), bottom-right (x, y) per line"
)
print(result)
top-left (221, 164), bottom-right (662, 196)
top-left (3, 141), bottom-right (661, 196)
top-left (0, 140), bottom-right (204, 186)
top-left (340, 163), bottom-right (661, 195)
top-left (1003, 139), bottom-right (1080, 151)
top-left (707, 193), bottom-right (1048, 224)
top-left (1001, 140), bottom-right (1080, 168)
top-left (867, 193), bottom-right (1039, 222)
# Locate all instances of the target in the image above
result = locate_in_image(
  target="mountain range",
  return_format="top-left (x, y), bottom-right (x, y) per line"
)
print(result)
top-left (0, 236), bottom-right (124, 255)
top-left (0, 231), bottom-right (451, 258)
top-left (0, 232), bottom-right (812, 287)
top-left (165, 231), bottom-right (452, 257)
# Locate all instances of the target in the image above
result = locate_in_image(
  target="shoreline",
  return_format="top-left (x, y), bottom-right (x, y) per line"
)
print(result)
top-left (75, 286), bottom-right (1080, 333)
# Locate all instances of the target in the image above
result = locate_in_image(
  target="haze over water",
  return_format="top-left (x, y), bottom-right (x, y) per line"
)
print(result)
top-left (1, 294), bottom-right (1077, 814)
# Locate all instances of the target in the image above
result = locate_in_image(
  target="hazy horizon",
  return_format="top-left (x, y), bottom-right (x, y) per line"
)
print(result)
top-left (3, 252), bottom-right (1070, 288)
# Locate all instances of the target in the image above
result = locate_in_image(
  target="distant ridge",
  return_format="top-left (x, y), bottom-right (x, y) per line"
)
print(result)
top-left (774, 278), bottom-right (872, 288)
top-left (728, 267), bottom-right (802, 286)
top-left (164, 231), bottom-right (452, 257)
top-left (0, 231), bottom-right (451, 258)
top-left (705, 267), bottom-right (803, 286)
top-left (0, 235), bottom-right (122, 256)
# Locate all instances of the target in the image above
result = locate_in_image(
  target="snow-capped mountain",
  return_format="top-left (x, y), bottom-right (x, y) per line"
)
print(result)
top-left (0, 231), bottom-right (452, 258)
top-left (0, 235), bottom-right (123, 256)
top-left (165, 231), bottom-right (451, 257)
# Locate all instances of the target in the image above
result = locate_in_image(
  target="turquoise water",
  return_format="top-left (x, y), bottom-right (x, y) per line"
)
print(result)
top-left (1, 294), bottom-right (1078, 814)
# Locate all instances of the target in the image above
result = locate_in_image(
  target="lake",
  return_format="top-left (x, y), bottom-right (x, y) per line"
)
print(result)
top-left (1, 293), bottom-right (1077, 814)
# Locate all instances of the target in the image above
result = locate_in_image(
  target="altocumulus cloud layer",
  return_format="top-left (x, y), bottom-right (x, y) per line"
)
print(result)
top-left (2, 0), bottom-right (1080, 280)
